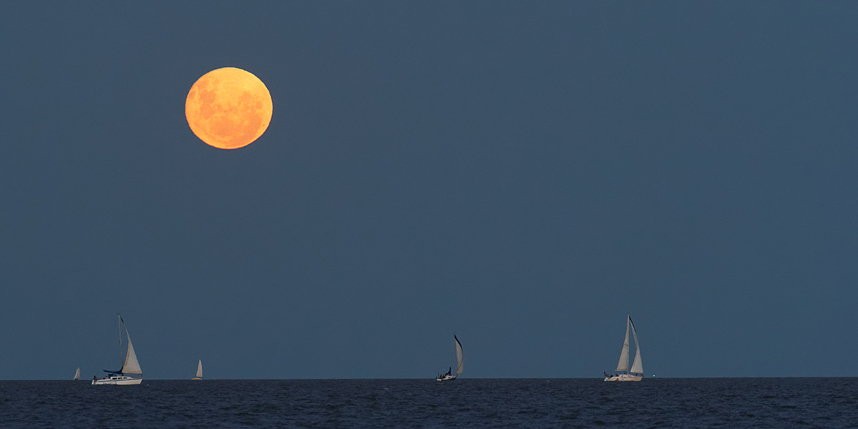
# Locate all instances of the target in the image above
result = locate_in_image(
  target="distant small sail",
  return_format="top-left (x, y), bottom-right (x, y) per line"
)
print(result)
top-left (196, 360), bottom-right (203, 379)
top-left (73, 368), bottom-right (80, 381)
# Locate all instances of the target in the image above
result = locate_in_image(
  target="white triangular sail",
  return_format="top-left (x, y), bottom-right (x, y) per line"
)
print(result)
top-left (630, 318), bottom-right (644, 374)
top-left (454, 336), bottom-right (464, 375)
top-left (196, 360), bottom-right (203, 378)
top-left (615, 317), bottom-right (631, 372)
top-left (121, 333), bottom-right (143, 375)
top-left (73, 368), bottom-right (80, 380)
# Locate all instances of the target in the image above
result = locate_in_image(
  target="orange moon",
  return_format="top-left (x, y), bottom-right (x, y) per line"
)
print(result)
top-left (185, 67), bottom-right (273, 150)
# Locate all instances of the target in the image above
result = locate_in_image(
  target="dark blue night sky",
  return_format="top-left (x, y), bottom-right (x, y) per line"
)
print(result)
top-left (1, 1), bottom-right (857, 379)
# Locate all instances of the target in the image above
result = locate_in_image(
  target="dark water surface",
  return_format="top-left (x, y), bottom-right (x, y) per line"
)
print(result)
top-left (0, 378), bottom-right (855, 428)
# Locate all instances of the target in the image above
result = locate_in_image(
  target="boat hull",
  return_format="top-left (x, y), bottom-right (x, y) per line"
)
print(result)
top-left (604, 374), bottom-right (642, 382)
top-left (92, 376), bottom-right (142, 385)
top-left (191, 377), bottom-right (202, 381)
top-left (436, 375), bottom-right (457, 382)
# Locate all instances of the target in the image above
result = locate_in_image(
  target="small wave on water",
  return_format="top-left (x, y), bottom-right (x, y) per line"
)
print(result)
top-left (0, 378), bottom-right (855, 428)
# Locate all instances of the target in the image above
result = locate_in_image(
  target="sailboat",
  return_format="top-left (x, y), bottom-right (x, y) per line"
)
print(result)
top-left (604, 315), bottom-right (644, 382)
top-left (192, 360), bottom-right (203, 381)
top-left (436, 335), bottom-right (464, 382)
top-left (73, 368), bottom-right (80, 381)
top-left (92, 314), bottom-right (143, 385)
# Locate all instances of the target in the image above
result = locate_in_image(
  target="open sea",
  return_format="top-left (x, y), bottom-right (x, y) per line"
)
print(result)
top-left (0, 378), bottom-right (855, 428)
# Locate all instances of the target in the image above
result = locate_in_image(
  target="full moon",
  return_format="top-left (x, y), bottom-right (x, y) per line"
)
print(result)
top-left (185, 67), bottom-right (273, 150)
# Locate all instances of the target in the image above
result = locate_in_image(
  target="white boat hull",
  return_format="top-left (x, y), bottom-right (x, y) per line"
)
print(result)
top-left (604, 373), bottom-right (642, 382)
top-left (92, 375), bottom-right (142, 385)
top-left (436, 374), bottom-right (457, 382)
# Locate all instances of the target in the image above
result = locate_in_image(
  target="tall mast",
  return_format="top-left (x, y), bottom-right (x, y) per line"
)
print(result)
top-left (117, 314), bottom-right (124, 368)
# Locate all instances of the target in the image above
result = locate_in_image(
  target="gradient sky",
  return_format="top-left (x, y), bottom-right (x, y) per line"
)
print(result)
top-left (2, 1), bottom-right (857, 379)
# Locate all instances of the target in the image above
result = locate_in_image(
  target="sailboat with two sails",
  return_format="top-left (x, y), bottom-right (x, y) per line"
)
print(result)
top-left (436, 335), bottom-right (464, 382)
top-left (92, 314), bottom-right (143, 385)
top-left (192, 360), bottom-right (203, 381)
top-left (604, 315), bottom-right (644, 382)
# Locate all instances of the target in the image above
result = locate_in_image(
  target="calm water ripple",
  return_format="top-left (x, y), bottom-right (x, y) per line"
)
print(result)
top-left (0, 378), bottom-right (854, 428)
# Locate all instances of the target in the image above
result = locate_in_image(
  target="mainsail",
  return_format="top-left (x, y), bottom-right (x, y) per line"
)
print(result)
top-left (615, 318), bottom-right (631, 372)
top-left (629, 318), bottom-right (643, 375)
top-left (121, 333), bottom-right (143, 374)
top-left (73, 368), bottom-right (80, 381)
top-left (105, 315), bottom-right (142, 375)
top-left (454, 335), bottom-right (464, 376)
top-left (614, 315), bottom-right (643, 375)
top-left (196, 360), bottom-right (203, 379)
